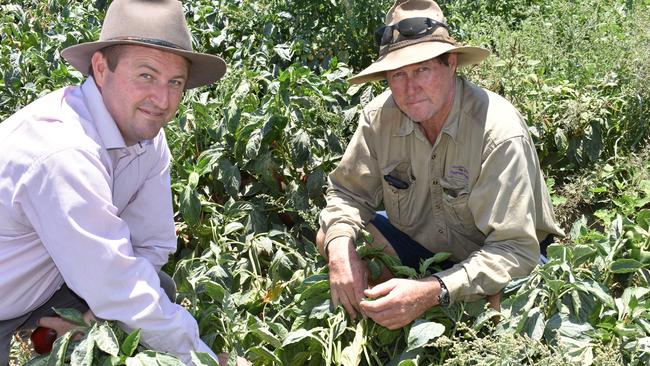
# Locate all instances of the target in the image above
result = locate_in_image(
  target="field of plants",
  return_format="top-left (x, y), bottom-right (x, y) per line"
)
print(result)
top-left (2, 0), bottom-right (650, 365)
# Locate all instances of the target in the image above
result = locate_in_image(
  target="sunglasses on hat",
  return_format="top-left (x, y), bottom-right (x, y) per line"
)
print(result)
top-left (375, 17), bottom-right (449, 47)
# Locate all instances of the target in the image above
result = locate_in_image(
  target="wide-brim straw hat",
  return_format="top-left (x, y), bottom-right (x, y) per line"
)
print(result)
top-left (349, 0), bottom-right (490, 84)
top-left (61, 0), bottom-right (226, 89)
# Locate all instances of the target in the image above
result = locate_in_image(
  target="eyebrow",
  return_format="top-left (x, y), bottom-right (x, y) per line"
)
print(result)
top-left (138, 63), bottom-right (188, 80)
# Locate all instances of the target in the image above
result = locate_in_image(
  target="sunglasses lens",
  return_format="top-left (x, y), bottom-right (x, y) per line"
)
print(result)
top-left (375, 26), bottom-right (387, 46)
top-left (375, 17), bottom-right (447, 47)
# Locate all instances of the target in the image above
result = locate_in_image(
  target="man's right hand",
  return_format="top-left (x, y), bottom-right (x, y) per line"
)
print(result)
top-left (327, 236), bottom-right (368, 319)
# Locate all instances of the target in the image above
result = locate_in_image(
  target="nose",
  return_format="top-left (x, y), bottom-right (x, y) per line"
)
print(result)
top-left (149, 83), bottom-right (170, 110)
top-left (404, 76), bottom-right (420, 97)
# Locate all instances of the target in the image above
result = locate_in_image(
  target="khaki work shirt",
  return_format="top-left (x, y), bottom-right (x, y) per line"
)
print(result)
top-left (320, 77), bottom-right (564, 303)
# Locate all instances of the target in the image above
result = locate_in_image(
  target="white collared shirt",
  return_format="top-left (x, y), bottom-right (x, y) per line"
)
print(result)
top-left (0, 77), bottom-right (215, 363)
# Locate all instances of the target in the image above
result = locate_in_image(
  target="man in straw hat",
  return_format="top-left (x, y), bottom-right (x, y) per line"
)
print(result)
top-left (317, 0), bottom-right (563, 329)
top-left (0, 0), bottom-right (247, 364)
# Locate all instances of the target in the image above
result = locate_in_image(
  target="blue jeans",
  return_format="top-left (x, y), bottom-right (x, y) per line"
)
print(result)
top-left (369, 212), bottom-right (554, 269)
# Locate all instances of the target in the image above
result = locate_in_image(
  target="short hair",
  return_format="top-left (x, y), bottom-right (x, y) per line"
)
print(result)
top-left (88, 45), bottom-right (125, 77)
top-left (436, 53), bottom-right (450, 67)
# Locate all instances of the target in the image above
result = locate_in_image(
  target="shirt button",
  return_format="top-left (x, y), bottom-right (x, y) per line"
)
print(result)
top-left (438, 229), bottom-right (444, 234)
top-left (431, 154), bottom-right (437, 160)
top-left (432, 180), bottom-right (438, 185)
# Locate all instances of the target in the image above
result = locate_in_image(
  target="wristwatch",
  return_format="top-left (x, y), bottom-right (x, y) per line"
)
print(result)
top-left (433, 276), bottom-right (450, 307)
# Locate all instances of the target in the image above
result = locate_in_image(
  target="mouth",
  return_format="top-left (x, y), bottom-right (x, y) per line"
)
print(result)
top-left (138, 107), bottom-right (166, 120)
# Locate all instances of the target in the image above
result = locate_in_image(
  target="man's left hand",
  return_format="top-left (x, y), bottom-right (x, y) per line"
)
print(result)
top-left (38, 310), bottom-right (97, 337)
top-left (359, 277), bottom-right (439, 329)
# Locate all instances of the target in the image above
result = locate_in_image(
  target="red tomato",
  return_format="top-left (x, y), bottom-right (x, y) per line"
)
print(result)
top-left (30, 326), bottom-right (57, 354)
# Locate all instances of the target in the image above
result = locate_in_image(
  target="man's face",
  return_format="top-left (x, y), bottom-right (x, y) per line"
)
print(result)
top-left (91, 45), bottom-right (189, 146)
top-left (386, 55), bottom-right (457, 127)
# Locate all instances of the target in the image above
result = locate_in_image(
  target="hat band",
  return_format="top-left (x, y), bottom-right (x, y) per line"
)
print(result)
top-left (108, 36), bottom-right (189, 51)
top-left (378, 33), bottom-right (457, 57)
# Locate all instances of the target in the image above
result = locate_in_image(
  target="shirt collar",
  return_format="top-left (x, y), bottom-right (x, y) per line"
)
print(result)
top-left (80, 77), bottom-right (155, 153)
top-left (439, 76), bottom-right (464, 143)
top-left (80, 77), bottom-right (127, 150)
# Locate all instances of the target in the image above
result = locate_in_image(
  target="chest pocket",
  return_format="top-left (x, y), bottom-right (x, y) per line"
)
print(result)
top-left (439, 178), bottom-right (483, 242)
top-left (381, 161), bottom-right (416, 227)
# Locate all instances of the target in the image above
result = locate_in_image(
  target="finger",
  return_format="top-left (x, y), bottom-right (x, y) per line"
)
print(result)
top-left (330, 287), bottom-right (341, 308)
top-left (37, 317), bottom-right (76, 336)
top-left (360, 290), bottom-right (395, 312)
top-left (82, 310), bottom-right (98, 324)
top-left (337, 289), bottom-right (358, 319)
top-left (363, 279), bottom-right (394, 298)
top-left (217, 352), bottom-right (229, 366)
top-left (487, 293), bottom-right (501, 311)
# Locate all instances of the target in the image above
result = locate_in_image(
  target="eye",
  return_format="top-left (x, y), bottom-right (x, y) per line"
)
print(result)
top-left (389, 71), bottom-right (405, 80)
top-left (169, 79), bottom-right (185, 88)
top-left (140, 73), bottom-right (153, 80)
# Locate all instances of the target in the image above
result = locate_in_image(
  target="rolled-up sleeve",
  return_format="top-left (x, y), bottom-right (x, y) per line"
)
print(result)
top-left (435, 136), bottom-right (541, 302)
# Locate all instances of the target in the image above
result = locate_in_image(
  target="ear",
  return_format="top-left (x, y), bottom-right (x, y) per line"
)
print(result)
top-left (448, 53), bottom-right (458, 72)
top-left (90, 51), bottom-right (108, 88)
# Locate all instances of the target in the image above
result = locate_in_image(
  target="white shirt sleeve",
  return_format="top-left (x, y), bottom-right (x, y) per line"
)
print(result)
top-left (14, 146), bottom-right (216, 364)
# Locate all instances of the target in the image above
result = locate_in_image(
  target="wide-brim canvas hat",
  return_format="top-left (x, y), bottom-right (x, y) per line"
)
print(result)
top-left (349, 0), bottom-right (490, 84)
top-left (61, 0), bottom-right (226, 89)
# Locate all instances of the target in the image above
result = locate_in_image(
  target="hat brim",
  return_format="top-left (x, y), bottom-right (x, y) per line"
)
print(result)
top-left (61, 40), bottom-right (226, 89)
top-left (348, 42), bottom-right (490, 84)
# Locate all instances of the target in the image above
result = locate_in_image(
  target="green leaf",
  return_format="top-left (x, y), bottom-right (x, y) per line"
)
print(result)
top-left (48, 331), bottom-right (74, 366)
top-left (245, 129), bottom-right (263, 160)
top-left (191, 352), bottom-right (220, 366)
top-left (523, 307), bottom-right (546, 341)
top-left (53, 308), bottom-right (87, 326)
top-left (216, 159), bottom-right (241, 198)
top-left (249, 321), bottom-right (283, 349)
top-left (223, 222), bottom-right (245, 235)
top-left (290, 129), bottom-right (311, 167)
top-left (406, 320), bottom-right (445, 351)
top-left (90, 323), bottom-right (119, 356)
top-left (610, 258), bottom-right (645, 273)
top-left (273, 42), bottom-right (294, 61)
top-left (154, 353), bottom-right (185, 366)
top-left (282, 328), bottom-right (323, 347)
top-left (120, 329), bottom-right (141, 357)
top-left (180, 184), bottom-right (201, 226)
top-left (125, 351), bottom-right (157, 366)
top-left (340, 321), bottom-right (365, 366)
top-left (309, 299), bottom-right (332, 319)
top-left (71, 337), bottom-right (95, 366)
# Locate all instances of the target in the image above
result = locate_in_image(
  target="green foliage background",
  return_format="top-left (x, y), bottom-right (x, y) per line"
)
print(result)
top-left (1, 0), bottom-right (650, 365)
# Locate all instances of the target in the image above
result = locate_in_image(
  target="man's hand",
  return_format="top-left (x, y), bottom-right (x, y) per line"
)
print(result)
top-left (359, 277), bottom-right (439, 329)
top-left (37, 310), bottom-right (97, 337)
top-left (217, 353), bottom-right (251, 366)
top-left (327, 236), bottom-right (369, 319)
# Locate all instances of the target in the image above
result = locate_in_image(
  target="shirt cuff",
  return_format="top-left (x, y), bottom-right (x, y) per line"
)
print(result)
top-left (434, 266), bottom-right (471, 304)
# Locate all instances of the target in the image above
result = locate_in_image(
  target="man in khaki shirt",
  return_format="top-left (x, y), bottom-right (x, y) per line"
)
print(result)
top-left (317, 0), bottom-right (564, 330)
